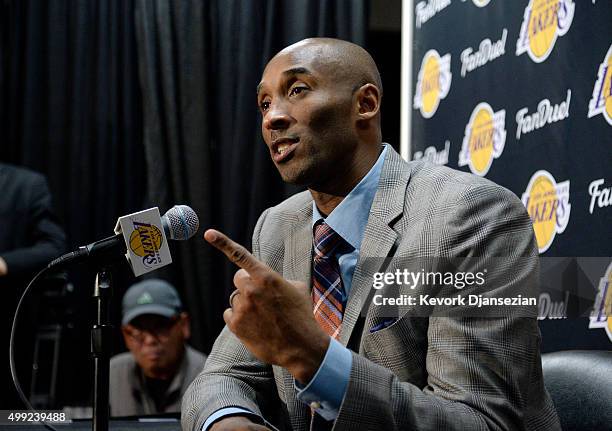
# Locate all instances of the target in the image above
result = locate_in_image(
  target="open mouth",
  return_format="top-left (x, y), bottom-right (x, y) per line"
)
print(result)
top-left (271, 137), bottom-right (299, 163)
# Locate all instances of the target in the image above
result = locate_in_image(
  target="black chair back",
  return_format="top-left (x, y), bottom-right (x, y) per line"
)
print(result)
top-left (541, 350), bottom-right (612, 430)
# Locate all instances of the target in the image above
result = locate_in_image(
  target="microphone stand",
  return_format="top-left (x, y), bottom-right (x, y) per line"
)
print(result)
top-left (91, 270), bottom-right (113, 431)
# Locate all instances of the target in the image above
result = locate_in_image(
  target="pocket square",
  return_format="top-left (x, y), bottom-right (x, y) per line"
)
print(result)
top-left (369, 317), bottom-right (399, 333)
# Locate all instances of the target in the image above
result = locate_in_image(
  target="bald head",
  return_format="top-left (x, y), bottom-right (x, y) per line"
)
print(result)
top-left (257, 38), bottom-right (383, 193)
top-left (270, 38), bottom-right (383, 97)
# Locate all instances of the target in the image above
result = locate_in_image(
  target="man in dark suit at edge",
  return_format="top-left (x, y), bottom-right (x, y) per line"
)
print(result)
top-left (0, 162), bottom-right (66, 407)
top-left (182, 38), bottom-right (560, 431)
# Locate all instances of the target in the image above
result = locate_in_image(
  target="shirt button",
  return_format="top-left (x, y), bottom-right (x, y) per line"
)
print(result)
top-left (310, 401), bottom-right (321, 409)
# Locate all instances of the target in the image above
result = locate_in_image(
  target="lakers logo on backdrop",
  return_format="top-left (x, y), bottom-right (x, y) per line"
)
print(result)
top-left (516, 0), bottom-right (574, 63)
top-left (521, 171), bottom-right (571, 254)
top-left (460, 0), bottom-right (491, 6)
top-left (414, 50), bottom-right (452, 118)
top-left (458, 103), bottom-right (506, 176)
top-left (588, 44), bottom-right (612, 126)
top-left (472, 0), bottom-right (491, 7)
top-left (589, 261), bottom-right (612, 343)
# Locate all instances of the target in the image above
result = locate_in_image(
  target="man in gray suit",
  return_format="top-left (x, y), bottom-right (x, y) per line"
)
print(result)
top-left (182, 38), bottom-right (560, 430)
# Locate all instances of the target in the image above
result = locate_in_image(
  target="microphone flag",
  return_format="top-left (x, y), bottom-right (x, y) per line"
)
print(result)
top-left (114, 207), bottom-right (173, 276)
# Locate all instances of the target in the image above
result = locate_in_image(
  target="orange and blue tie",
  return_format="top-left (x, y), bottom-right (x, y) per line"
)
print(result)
top-left (312, 221), bottom-right (345, 339)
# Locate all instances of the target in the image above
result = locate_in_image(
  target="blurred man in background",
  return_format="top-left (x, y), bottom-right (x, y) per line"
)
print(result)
top-left (0, 163), bottom-right (66, 282)
top-left (0, 162), bottom-right (66, 407)
top-left (110, 278), bottom-right (206, 417)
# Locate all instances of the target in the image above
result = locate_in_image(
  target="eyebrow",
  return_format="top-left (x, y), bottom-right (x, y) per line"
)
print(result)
top-left (256, 67), bottom-right (313, 96)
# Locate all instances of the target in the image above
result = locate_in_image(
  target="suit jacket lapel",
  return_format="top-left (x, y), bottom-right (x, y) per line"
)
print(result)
top-left (286, 201), bottom-right (313, 285)
top-left (339, 148), bottom-right (412, 346)
top-left (281, 201), bottom-right (313, 430)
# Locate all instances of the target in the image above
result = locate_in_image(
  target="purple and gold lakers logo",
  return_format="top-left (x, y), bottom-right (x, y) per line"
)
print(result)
top-left (129, 222), bottom-right (164, 267)
top-left (521, 171), bottom-right (571, 254)
top-left (516, 0), bottom-right (574, 63)
top-left (588, 44), bottom-right (612, 126)
top-left (458, 103), bottom-right (506, 176)
top-left (589, 261), bottom-right (612, 343)
top-left (413, 50), bottom-right (452, 119)
top-left (472, 0), bottom-right (491, 7)
top-left (460, 0), bottom-right (491, 7)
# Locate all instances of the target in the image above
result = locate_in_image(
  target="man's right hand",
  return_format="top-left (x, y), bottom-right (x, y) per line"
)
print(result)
top-left (210, 416), bottom-right (271, 431)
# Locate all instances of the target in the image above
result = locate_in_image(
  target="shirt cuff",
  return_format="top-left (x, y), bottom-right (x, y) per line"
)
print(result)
top-left (202, 407), bottom-right (261, 431)
top-left (295, 337), bottom-right (352, 421)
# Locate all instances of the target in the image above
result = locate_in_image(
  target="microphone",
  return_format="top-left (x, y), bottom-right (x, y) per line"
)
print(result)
top-left (49, 205), bottom-right (199, 269)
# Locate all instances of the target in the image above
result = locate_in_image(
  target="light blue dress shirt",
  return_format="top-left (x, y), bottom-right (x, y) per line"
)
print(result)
top-left (203, 145), bottom-right (388, 430)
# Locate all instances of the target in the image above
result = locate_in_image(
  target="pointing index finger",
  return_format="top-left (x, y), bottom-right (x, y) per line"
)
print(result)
top-left (204, 229), bottom-right (264, 274)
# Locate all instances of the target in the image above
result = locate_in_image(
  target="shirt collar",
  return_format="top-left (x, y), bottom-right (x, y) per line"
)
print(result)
top-left (312, 144), bottom-right (388, 251)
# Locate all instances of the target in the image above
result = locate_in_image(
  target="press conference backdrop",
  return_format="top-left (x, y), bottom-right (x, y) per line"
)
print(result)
top-left (408, 0), bottom-right (611, 351)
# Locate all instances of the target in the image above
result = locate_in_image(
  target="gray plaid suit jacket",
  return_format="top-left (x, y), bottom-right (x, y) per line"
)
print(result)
top-left (182, 147), bottom-right (561, 430)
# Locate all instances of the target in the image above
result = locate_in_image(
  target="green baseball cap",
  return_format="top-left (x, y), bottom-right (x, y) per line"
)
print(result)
top-left (122, 279), bottom-right (183, 325)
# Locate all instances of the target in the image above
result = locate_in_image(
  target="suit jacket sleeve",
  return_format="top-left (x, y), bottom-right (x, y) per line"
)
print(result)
top-left (1, 173), bottom-right (66, 275)
top-left (333, 183), bottom-right (559, 430)
top-left (181, 208), bottom-right (282, 431)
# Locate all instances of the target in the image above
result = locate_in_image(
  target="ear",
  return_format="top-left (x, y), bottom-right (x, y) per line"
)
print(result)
top-left (179, 312), bottom-right (191, 339)
top-left (355, 83), bottom-right (381, 121)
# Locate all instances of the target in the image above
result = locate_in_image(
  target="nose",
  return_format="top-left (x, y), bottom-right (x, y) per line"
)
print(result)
top-left (263, 101), bottom-right (292, 131)
top-left (141, 331), bottom-right (160, 345)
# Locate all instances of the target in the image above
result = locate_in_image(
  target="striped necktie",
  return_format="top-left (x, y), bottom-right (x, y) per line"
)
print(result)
top-left (312, 221), bottom-right (345, 339)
